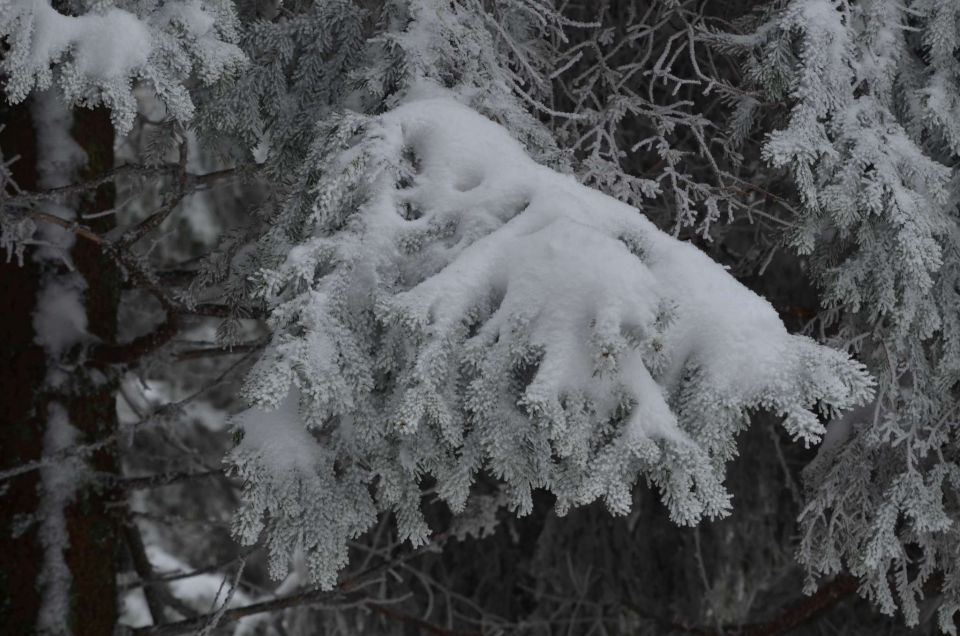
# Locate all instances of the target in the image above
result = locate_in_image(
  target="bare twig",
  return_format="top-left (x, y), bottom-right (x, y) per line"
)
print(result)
top-left (120, 548), bottom-right (258, 592)
top-left (2, 162), bottom-right (251, 207)
top-left (120, 469), bottom-right (224, 491)
top-left (132, 533), bottom-right (454, 636)
top-left (123, 521), bottom-right (171, 625)
top-left (738, 575), bottom-right (858, 636)
top-left (2, 163), bottom-right (177, 205)
top-left (627, 574), bottom-right (859, 636)
top-left (131, 586), bottom-right (365, 636)
top-left (369, 604), bottom-right (479, 636)
top-left (175, 341), bottom-right (268, 362)
top-left (23, 210), bottom-right (104, 244)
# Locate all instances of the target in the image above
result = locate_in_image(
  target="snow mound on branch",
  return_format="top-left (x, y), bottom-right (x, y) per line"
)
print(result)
top-left (233, 94), bottom-right (873, 586)
top-left (0, 0), bottom-right (245, 132)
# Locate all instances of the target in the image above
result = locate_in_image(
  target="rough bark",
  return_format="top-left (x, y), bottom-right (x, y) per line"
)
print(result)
top-left (0, 102), bottom-right (122, 635)
top-left (61, 106), bottom-right (123, 636)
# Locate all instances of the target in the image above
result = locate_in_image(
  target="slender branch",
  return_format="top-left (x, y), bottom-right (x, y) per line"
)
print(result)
top-left (130, 587), bottom-right (366, 636)
top-left (2, 162), bottom-right (252, 207)
top-left (0, 436), bottom-right (115, 483)
top-left (188, 167), bottom-right (246, 189)
top-left (120, 548), bottom-right (257, 591)
top-left (629, 574), bottom-right (859, 636)
top-left (23, 210), bottom-right (104, 244)
top-left (123, 521), bottom-right (169, 625)
top-left (175, 341), bottom-right (268, 362)
top-left (2, 345), bottom-right (254, 484)
top-left (2, 163), bottom-right (177, 205)
top-left (197, 557), bottom-right (247, 636)
top-left (116, 159), bottom-right (255, 249)
top-left (91, 248), bottom-right (184, 364)
top-left (123, 518), bottom-right (201, 622)
top-left (119, 469), bottom-right (224, 490)
top-left (117, 196), bottom-right (185, 248)
top-left (185, 303), bottom-right (265, 319)
top-left (739, 575), bottom-right (858, 636)
top-left (94, 318), bottom-right (180, 365)
top-left (130, 534), bottom-right (453, 636)
top-left (4, 161), bottom-right (255, 252)
top-left (369, 604), bottom-right (479, 636)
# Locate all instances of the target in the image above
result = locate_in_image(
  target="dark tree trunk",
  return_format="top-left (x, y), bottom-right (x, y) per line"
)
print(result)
top-left (0, 102), bottom-right (122, 635)
top-left (0, 97), bottom-right (47, 634)
top-left (62, 107), bottom-right (123, 636)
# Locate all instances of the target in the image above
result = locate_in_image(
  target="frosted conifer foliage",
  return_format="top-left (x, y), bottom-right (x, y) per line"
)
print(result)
top-left (713, 0), bottom-right (960, 627)
top-left (0, 0), bottom-right (245, 132)
top-left (231, 95), bottom-right (873, 588)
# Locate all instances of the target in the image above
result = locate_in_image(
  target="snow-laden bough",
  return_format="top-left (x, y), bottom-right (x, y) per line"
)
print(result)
top-left (0, 0), bottom-right (245, 132)
top-left (230, 93), bottom-right (874, 588)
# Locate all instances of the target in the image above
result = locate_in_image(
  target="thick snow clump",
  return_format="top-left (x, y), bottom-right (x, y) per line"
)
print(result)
top-left (232, 95), bottom-right (873, 586)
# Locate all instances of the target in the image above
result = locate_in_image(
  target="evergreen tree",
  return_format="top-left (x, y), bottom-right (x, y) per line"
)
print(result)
top-left (2, 1), bottom-right (959, 634)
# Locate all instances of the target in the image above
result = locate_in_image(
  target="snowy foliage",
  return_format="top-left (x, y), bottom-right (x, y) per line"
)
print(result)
top-left (7, 0), bottom-right (960, 631)
top-left (0, 0), bottom-right (245, 132)
top-left (549, 1), bottom-right (741, 227)
top-left (229, 94), bottom-right (872, 588)
top-left (195, 0), bottom-right (569, 177)
top-left (715, 0), bottom-right (960, 629)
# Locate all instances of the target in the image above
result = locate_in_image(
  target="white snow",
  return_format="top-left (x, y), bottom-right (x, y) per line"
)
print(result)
top-left (233, 387), bottom-right (321, 476)
top-left (32, 88), bottom-right (86, 190)
top-left (27, 3), bottom-right (151, 80)
top-left (30, 89), bottom-right (84, 258)
top-left (363, 95), bottom-right (872, 447)
top-left (240, 92), bottom-right (872, 538)
top-left (1, 0), bottom-right (246, 131)
top-left (30, 90), bottom-right (91, 371)
top-left (36, 402), bottom-right (81, 636)
top-left (33, 274), bottom-right (90, 359)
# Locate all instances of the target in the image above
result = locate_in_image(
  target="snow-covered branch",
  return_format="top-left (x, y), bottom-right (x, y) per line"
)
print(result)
top-left (231, 92), bottom-right (873, 589)
top-left (0, 0), bottom-right (245, 132)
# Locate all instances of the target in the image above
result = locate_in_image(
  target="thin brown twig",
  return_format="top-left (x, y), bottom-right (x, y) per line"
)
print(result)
top-left (91, 248), bottom-right (184, 364)
top-left (369, 603), bottom-right (479, 636)
top-left (120, 548), bottom-right (258, 592)
top-left (130, 533), bottom-right (453, 636)
top-left (175, 341), bottom-right (268, 362)
top-left (738, 575), bottom-right (858, 636)
top-left (2, 162), bottom-right (252, 207)
top-left (129, 587), bottom-right (365, 636)
top-left (25, 210), bottom-right (104, 244)
top-left (185, 303), bottom-right (265, 319)
top-left (123, 521), bottom-right (172, 625)
top-left (627, 574), bottom-right (859, 636)
top-left (119, 469), bottom-right (224, 490)
top-left (2, 163), bottom-right (177, 204)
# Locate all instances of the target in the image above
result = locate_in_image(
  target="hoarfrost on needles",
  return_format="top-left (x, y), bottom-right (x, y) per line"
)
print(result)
top-left (232, 92), bottom-right (874, 588)
top-left (0, 0), bottom-right (245, 132)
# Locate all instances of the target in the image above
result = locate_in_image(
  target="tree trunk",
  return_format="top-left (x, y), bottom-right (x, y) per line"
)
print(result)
top-left (0, 100), bottom-right (122, 635)
top-left (0, 96), bottom-right (47, 635)
top-left (62, 106), bottom-right (123, 636)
